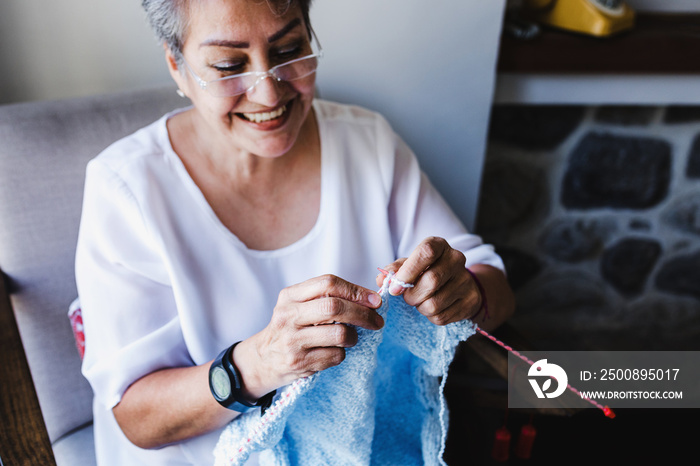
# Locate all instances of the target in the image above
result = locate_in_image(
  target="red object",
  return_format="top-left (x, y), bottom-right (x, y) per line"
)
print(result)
top-left (603, 406), bottom-right (616, 419)
top-left (68, 305), bottom-right (85, 360)
top-left (515, 424), bottom-right (537, 459)
top-left (491, 426), bottom-right (511, 462)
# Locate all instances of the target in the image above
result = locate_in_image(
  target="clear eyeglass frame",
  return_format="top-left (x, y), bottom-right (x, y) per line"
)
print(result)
top-left (180, 30), bottom-right (323, 98)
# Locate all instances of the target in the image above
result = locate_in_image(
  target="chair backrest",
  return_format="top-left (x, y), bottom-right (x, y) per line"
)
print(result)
top-left (0, 85), bottom-right (185, 444)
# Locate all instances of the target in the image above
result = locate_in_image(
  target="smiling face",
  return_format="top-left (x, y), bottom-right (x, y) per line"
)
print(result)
top-left (168, 0), bottom-right (317, 160)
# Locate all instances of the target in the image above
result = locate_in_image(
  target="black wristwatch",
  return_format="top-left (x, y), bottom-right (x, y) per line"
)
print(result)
top-left (209, 342), bottom-right (276, 415)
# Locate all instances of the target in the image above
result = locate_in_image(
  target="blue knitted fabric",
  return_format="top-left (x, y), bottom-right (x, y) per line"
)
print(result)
top-left (213, 275), bottom-right (476, 466)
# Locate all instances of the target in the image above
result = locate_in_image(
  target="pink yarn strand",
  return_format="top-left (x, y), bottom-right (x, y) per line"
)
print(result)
top-left (476, 327), bottom-right (614, 418)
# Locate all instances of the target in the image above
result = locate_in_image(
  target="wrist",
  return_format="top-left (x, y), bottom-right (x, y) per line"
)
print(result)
top-left (465, 267), bottom-right (489, 322)
top-left (230, 338), bottom-right (268, 401)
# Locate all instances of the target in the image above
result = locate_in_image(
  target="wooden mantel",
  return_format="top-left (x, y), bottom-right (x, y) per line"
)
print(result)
top-left (494, 13), bottom-right (700, 104)
top-left (497, 13), bottom-right (700, 74)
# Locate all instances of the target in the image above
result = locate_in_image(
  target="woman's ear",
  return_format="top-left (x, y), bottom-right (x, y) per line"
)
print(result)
top-left (164, 43), bottom-right (188, 97)
top-left (165, 43), bottom-right (179, 73)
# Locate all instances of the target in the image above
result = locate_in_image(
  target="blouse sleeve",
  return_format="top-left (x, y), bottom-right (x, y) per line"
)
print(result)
top-left (75, 159), bottom-right (193, 410)
top-left (377, 118), bottom-right (505, 272)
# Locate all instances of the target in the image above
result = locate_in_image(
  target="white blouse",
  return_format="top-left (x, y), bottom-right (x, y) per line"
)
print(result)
top-left (75, 99), bottom-right (504, 465)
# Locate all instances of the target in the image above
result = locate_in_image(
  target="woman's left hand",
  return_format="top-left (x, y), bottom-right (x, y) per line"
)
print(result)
top-left (376, 236), bottom-right (483, 326)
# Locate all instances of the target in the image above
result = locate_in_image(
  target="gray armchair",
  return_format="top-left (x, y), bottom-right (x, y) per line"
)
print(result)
top-left (0, 85), bottom-right (185, 465)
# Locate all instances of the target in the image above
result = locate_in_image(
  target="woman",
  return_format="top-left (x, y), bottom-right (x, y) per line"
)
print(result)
top-left (75, 0), bottom-right (515, 464)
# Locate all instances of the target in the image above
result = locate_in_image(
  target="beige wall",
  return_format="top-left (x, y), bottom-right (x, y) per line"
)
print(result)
top-left (0, 1), bottom-right (169, 104)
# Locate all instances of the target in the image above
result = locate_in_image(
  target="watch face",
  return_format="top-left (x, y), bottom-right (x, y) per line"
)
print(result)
top-left (211, 366), bottom-right (231, 400)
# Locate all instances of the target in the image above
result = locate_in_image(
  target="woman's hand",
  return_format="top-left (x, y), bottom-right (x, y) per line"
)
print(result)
top-left (236, 275), bottom-right (384, 400)
top-left (376, 237), bottom-right (483, 326)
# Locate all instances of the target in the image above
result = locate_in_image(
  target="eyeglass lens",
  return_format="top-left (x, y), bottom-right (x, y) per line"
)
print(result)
top-left (209, 55), bottom-right (319, 97)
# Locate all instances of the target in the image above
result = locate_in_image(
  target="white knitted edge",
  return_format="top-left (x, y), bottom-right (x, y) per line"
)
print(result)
top-left (436, 321), bottom-right (477, 465)
top-left (379, 272), bottom-right (414, 294)
top-left (436, 327), bottom-right (452, 466)
top-left (218, 374), bottom-right (318, 466)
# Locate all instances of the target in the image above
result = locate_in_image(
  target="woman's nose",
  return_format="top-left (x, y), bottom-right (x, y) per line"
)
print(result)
top-left (246, 74), bottom-right (283, 107)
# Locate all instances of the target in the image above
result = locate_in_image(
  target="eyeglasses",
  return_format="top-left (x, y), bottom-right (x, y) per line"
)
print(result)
top-left (180, 31), bottom-right (322, 98)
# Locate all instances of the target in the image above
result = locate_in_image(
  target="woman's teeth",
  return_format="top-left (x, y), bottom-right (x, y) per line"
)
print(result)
top-left (242, 105), bottom-right (287, 123)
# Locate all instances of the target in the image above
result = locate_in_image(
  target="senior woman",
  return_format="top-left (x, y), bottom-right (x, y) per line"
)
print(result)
top-left (75, 0), bottom-right (515, 464)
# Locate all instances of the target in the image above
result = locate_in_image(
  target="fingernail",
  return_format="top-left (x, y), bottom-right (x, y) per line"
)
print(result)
top-left (375, 314), bottom-right (385, 329)
top-left (369, 293), bottom-right (382, 307)
top-left (389, 283), bottom-right (404, 296)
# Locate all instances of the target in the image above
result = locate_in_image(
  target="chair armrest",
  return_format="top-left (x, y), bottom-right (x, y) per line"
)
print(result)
top-left (0, 270), bottom-right (56, 465)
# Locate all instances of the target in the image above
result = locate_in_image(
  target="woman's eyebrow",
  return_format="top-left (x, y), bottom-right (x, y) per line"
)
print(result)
top-left (268, 18), bottom-right (301, 43)
top-left (200, 39), bottom-right (249, 49)
top-left (200, 18), bottom-right (301, 49)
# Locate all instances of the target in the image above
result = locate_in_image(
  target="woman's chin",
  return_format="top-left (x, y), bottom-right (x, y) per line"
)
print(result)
top-left (232, 132), bottom-right (296, 159)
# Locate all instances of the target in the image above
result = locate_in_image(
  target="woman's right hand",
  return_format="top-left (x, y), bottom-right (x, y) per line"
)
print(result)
top-left (233, 275), bottom-right (384, 401)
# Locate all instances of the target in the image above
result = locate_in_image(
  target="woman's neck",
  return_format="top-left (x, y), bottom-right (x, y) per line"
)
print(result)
top-left (166, 105), bottom-right (322, 250)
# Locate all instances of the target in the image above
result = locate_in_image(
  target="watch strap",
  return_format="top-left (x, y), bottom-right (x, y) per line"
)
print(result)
top-left (210, 342), bottom-right (276, 416)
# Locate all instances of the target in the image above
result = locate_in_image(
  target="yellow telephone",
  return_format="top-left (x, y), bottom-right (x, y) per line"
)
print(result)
top-left (522, 0), bottom-right (635, 37)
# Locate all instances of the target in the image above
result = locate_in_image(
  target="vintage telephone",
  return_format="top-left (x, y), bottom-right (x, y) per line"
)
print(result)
top-left (521, 0), bottom-right (635, 37)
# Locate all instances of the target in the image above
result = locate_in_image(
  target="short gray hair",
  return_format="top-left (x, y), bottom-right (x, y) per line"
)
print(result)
top-left (141, 0), bottom-right (314, 63)
top-left (141, 0), bottom-right (188, 61)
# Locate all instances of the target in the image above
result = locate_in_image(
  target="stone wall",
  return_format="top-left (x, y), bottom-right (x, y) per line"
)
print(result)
top-left (478, 105), bottom-right (700, 350)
